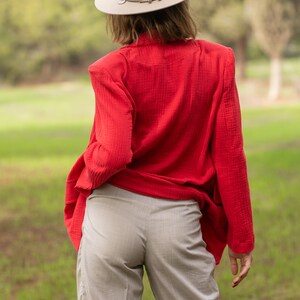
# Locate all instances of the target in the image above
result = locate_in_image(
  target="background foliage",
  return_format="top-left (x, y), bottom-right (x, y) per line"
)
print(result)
top-left (0, 0), bottom-right (110, 83)
top-left (0, 0), bottom-right (299, 85)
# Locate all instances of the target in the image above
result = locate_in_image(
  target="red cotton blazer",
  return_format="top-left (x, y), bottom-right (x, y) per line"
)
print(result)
top-left (64, 34), bottom-right (255, 264)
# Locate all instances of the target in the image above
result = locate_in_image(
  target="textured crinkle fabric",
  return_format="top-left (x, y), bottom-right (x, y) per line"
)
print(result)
top-left (64, 34), bottom-right (255, 264)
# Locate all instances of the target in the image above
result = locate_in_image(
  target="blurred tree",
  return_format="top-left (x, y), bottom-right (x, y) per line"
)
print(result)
top-left (209, 0), bottom-right (250, 79)
top-left (191, 0), bottom-right (223, 31)
top-left (246, 0), bottom-right (299, 101)
top-left (192, 0), bottom-right (250, 79)
top-left (0, 0), bottom-right (111, 83)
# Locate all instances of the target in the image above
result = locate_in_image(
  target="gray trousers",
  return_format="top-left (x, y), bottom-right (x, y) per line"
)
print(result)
top-left (77, 183), bottom-right (219, 300)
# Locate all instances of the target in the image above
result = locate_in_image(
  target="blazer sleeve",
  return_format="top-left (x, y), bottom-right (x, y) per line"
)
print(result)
top-left (75, 67), bottom-right (134, 192)
top-left (211, 48), bottom-right (254, 254)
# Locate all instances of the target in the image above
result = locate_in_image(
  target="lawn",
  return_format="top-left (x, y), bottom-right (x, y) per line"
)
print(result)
top-left (0, 79), bottom-right (300, 299)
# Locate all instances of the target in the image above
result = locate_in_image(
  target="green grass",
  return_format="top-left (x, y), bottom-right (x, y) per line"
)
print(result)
top-left (1, 78), bottom-right (300, 299)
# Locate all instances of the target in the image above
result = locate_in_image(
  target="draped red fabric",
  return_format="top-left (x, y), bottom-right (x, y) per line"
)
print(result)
top-left (64, 35), bottom-right (254, 264)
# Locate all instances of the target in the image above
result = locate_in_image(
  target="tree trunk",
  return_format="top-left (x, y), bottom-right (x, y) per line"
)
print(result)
top-left (268, 56), bottom-right (282, 102)
top-left (236, 35), bottom-right (248, 80)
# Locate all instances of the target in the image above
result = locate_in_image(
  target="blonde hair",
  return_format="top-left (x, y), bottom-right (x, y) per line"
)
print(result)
top-left (107, 2), bottom-right (197, 45)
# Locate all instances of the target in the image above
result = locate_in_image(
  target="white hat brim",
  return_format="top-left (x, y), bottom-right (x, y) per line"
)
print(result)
top-left (95, 0), bottom-right (185, 15)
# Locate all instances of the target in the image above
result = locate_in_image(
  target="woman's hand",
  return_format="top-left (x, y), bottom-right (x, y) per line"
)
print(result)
top-left (228, 248), bottom-right (253, 288)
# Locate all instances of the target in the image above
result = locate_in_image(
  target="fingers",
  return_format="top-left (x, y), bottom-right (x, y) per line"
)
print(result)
top-left (231, 254), bottom-right (252, 288)
top-left (229, 255), bottom-right (238, 275)
top-left (228, 249), bottom-right (252, 288)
